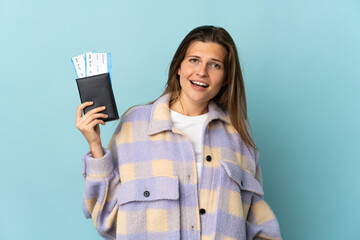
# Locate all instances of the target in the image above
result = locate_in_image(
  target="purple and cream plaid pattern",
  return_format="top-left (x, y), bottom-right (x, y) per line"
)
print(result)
top-left (82, 93), bottom-right (281, 240)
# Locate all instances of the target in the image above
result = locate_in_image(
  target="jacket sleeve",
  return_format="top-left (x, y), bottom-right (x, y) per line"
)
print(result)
top-left (246, 151), bottom-right (282, 240)
top-left (81, 134), bottom-right (120, 240)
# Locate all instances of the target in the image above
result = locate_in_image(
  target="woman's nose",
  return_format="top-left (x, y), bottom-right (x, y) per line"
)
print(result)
top-left (196, 63), bottom-right (208, 77)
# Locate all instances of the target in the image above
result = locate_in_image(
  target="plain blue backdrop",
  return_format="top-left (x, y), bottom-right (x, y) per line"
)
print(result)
top-left (0, 0), bottom-right (359, 239)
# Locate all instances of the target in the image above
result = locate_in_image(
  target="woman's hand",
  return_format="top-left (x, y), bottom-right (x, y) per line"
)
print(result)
top-left (76, 102), bottom-right (108, 158)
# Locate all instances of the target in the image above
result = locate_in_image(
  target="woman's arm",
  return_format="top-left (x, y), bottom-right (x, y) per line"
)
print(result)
top-left (82, 145), bottom-right (119, 240)
top-left (246, 153), bottom-right (282, 240)
top-left (76, 102), bottom-right (120, 239)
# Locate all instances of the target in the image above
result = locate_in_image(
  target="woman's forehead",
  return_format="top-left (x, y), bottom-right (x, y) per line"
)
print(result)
top-left (185, 41), bottom-right (227, 61)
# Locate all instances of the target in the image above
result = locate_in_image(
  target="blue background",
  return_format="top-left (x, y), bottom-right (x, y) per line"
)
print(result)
top-left (0, 0), bottom-right (359, 239)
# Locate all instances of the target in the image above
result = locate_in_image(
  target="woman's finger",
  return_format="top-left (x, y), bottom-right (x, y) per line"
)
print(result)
top-left (77, 104), bottom-right (106, 123)
top-left (80, 113), bottom-right (109, 126)
top-left (86, 105), bottom-right (107, 116)
top-left (88, 119), bottom-right (106, 130)
top-left (76, 101), bottom-right (93, 122)
top-left (81, 106), bottom-right (107, 122)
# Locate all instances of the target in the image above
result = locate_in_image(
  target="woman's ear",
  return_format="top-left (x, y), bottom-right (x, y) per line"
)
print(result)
top-left (177, 68), bottom-right (181, 81)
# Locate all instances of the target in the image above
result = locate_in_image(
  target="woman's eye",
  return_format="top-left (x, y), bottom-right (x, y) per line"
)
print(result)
top-left (210, 63), bottom-right (221, 69)
top-left (189, 58), bottom-right (198, 63)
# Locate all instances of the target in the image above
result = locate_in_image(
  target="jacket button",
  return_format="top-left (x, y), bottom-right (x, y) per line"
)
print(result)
top-left (144, 191), bottom-right (150, 197)
top-left (206, 155), bottom-right (212, 162)
top-left (199, 208), bottom-right (206, 215)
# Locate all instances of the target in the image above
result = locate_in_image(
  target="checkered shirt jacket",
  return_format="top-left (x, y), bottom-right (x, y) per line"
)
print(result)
top-left (82, 93), bottom-right (282, 240)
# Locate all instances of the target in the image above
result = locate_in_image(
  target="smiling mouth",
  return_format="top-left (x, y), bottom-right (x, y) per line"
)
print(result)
top-left (190, 80), bottom-right (209, 88)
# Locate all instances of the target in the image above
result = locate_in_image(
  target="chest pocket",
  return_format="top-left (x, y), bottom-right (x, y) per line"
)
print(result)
top-left (116, 176), bottom-right (180, 239)
top-left (219, 160), bottom-right (264, 221)
top-left (220, 160), bottom-right (263, 195)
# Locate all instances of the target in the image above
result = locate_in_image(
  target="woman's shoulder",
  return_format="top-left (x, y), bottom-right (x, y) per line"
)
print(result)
top-left (109, 103), bottom-right (153, 140)
top-left (120, 104), bottom-right (153, 122)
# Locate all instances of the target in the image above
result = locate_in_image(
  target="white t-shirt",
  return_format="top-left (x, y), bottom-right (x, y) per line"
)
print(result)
top-left (170, 110), bottom-right (209, 179)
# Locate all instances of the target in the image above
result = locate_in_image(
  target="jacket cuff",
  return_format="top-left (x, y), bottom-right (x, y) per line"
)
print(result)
top-left (82, 148), bottom-right (113, 179)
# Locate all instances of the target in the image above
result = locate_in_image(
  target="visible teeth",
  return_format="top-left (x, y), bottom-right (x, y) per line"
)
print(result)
top-left (192, 81), bottom-right (209, 87)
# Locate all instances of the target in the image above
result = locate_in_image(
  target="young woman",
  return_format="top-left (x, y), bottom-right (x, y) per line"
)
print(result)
top-left (76, 25), bottom-right (281, 240)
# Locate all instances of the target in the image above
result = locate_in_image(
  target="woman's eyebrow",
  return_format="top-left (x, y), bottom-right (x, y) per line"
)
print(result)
top-left (210, 58), bottom-right (224, 64)
top-left (187, 55), bottom-right (224, 64)
top-left (187, 55), bottom-right (201, 59)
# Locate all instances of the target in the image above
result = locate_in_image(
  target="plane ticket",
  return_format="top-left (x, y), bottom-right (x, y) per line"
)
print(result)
top-left (71, 51), bottom-right (111, 78)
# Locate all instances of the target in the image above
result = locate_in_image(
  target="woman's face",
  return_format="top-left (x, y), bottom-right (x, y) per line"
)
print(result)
top-left (177, 41), bottom-right (227, 107)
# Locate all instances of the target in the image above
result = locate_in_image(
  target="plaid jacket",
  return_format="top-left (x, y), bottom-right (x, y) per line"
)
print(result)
top-left (82, 93), bottom-right (281, 240)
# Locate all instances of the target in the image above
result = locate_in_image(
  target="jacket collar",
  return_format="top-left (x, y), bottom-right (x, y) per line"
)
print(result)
top-left (148, 93), bottom-right (231, 135)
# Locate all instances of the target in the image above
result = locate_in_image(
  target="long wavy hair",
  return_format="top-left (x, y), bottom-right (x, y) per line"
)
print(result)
top-left (157, 25), bottom-right (257, 152)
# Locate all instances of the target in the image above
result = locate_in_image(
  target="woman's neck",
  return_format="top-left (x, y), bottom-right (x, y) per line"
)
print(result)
top-left (170, 94), bottom-right (208, 116)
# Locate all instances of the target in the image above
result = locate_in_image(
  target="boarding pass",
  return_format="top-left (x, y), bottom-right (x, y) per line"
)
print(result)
top-left (71, 51), bottom-right (112, 78)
